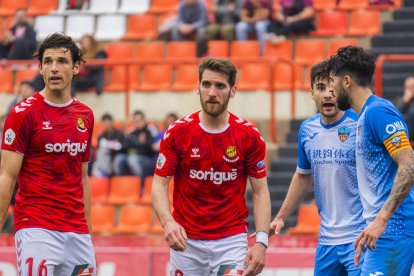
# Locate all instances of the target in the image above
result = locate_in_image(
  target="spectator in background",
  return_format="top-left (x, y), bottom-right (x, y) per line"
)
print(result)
top-left (92, 113), bottom-right (127, 178)
top-left (6, 81), bottom-right (35, 114)
top-left (115, 111), bottom-right (157, 186)
top-left (172, 0), bottom-right (209, 41)
top-left (205, 0), bottom-right (243, 41)
top-left (395, 76), bottom-right (414, 147)
top-left (0, 9), bottom-right (37, 60)
top-left (72, 34), bottom-right (107, 96)
top-left (235, 0), bottom-right (272, 54)
top-left (152, 112), bottom-right (179, 153)
top-left (266, 0), bottom-right (315, 45)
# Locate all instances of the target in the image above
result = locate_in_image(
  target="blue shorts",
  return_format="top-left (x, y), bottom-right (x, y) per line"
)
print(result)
top-left (315, 242), bottom-right (363, 276)
top-left (361, 235), bottom-right (414, 276)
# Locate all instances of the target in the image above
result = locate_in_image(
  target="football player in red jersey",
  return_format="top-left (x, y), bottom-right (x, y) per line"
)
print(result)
top-left (152, 58), bottom-right (271, 276)
top-left (0, 33), bottom-right (96, 276)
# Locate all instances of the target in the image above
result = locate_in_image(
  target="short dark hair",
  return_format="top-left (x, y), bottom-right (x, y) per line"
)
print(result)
top-left (198, 58), bottom-right (237, 87)
top-left (328, 46), bottom-right (375, 87)
top-left (19, 80), bottom-right (34, 88)
top-left (310, 61), bottom-right (330, 89)
top-left (101, 113), bottom-right (113, 121)
top-left (133, 110), bottom-right (145, 118)
top-left (34, 32), bottom-right (85, 66)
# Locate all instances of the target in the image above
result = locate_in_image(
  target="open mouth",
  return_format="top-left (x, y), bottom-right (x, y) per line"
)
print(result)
top-left (322, 103), bottom-right (335, 108)
top-left (49, 76), bottom-right (62, 82)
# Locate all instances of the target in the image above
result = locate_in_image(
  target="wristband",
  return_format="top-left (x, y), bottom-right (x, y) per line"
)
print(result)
top-left (255, 231), bottom-right (268, 248)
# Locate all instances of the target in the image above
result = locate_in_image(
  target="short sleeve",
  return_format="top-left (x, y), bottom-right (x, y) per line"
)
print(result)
top-left (297, 123), bottom-right (312, 174)
top-left (367, 104), bottom-right (411, 156)
top-left (83, 110), bottom-right (94, 162)
top-left (246, 130), bottom-right (267, 178)
top-left (1, 106), bottom-right (32, 155)
top-left (154, 126), bottom-right (180, 177)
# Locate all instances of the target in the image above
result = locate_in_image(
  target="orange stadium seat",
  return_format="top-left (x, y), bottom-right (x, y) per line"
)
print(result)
top-left (139, 64), bottom-right (173, 92)
top-left (127, 65), bottom-right (141, 91)
top-left (27, 0), bottom-right (58, 16)
top-left (166, 41), bottom-right (197, 59)
top-left (136, 41), bottom-right (165, 60)
top-left (15, 68), bottom-right (38, 87)
top-left (311, 10), bottom-right (348, 36)
top-left (123, 14), bottom-right (157, 41)
top-left (230, 41), bottom-right (260, 59)
top-left (91, 204), bottom-right (115, 233)
top-left (172, 64), bottom-right (199, 92)
top-left (104, 66), bottom-right (128, 92)
top-left (327, 38), bottom-right (358, 56)
top-left (0, 68), bottom-right (14, 93)
top-left (312, 0), bottom-right (337, 10)
top-left (207, 40), bottom-right (230, 57)
top-left (287, 204), bottom-right (321, 235)
top-left (0, 0), bottom-right (27, 16)
top-left (149, 0), bottom-right (179, 14)
top-left (148, 214), bottom-right (164, 234)
top-left (348, 10), bottom-right (380, 36)
top-left (106, 42), bottom-right (135, 60)
top-left (337, 0), bottom-right (369, 10)
top-left (140, 176), bottom-right (153, 204)
top-left (263, 40), bottom-right (293, 59)
top-left (89, 177), bottom-right (110, 204)
top-left (237, 63), bottom-right (270, 91)
top-left (294, 39), bottom-right (325, 65)
top-left (114, 205), bottom-right (152, 233)
top-left (272, 62), bottom-right (294, 91)
top-left (107, 176), bottom-right (141, 205)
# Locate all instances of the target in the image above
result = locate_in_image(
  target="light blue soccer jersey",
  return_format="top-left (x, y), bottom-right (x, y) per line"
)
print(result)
top-left (297, 109), bottom-right (366, 245)
top-left (356, 95), bottom-right (414, 237)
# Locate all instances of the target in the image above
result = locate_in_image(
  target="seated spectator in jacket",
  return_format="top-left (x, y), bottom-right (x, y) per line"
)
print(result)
top-left (0, 9), bottom-right (37, 60)
top-left (205, 0), bottom-right (243, 41)
top-left (172, 0), bottom-right (209, 41)
top-left (92, 113), bottom-right (127, 178)
top-left (152, 112), bottom-right (179, 153)
top-left (72, 34), bottom-right (107, 96)
top-left (235, 0), bottom-right (272, 54)
top-left (266, 0), bottom-right (315, 44)
top-left (115, 111), bottom-right (157, 186)
top-left (395, 76), bottom-right (414, 147)
top-left (6, 80), bottom-right (35, 114)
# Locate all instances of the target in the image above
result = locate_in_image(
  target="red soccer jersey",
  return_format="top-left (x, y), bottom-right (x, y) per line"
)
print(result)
top-left (1, 92), bottom-right (94, 234)
top-left (155, 111), bottom-right (267, 240)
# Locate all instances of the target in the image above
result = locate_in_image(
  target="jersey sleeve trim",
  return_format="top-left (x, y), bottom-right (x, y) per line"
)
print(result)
top-left (384, 131), bottom-right (411, 156)
top-left (297, 166), bottom-right (312, 174)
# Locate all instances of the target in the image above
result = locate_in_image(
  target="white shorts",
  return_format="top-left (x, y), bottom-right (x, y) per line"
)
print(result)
top-left (170, 233), bottom-right (247, 276)
top-left (15, 228), bottom-right (96, 276)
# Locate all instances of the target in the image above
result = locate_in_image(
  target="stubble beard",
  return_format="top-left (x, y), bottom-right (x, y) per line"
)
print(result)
top-left (200, 91), bottom-right (231, 117)
top-left (337, 86), bottom-right (351, 111)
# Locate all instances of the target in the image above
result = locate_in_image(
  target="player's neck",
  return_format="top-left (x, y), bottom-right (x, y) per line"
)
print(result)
top-left (350, 87), bottom-right (372, 115)
top-left (40, 88), bottom-right (72, 104)
top-left (199, 111), bottom-right (229, 130)
top-left (321, 110), bottom-right (345, 125)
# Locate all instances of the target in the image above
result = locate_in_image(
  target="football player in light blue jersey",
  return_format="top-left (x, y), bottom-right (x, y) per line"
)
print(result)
top-left (270, 61), bottom-right (366, 275)
top-left (329, 46), bottom-right (414, 276)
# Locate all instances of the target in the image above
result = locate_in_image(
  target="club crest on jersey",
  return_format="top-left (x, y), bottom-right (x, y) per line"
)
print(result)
top-left (223, 146), bottom-right (239, 163)
top-left (76, 118), bottom-right (87, 132)
top-left (4, 129), bottom-right (16, 145)
top-left (191, 148), bottom-right (200, 158)
top-left (391, 136), bottom-right (401, 148)
top-left (42, 121), bottom-right (52, 130)
top-left (338, 126), bottom-right (351, 143)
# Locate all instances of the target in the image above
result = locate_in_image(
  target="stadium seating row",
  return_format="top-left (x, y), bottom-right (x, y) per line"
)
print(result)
top-left (26, 8), bottom-right (381, 41)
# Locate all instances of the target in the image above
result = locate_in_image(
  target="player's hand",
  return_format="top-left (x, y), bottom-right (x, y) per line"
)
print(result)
top-left (353, 217), bottom-right (387, 267)
top-left (243, 243), bottom-right (266, 276)
top-left (270, 216), bottom-right (285, 236)
top-left (164, 219), bottom-right (188, 252)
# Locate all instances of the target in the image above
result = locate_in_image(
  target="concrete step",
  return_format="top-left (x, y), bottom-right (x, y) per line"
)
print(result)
top-left (270, 157), bottom-right (297, 173)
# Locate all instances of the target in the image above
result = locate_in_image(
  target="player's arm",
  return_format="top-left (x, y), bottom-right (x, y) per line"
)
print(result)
top-left (82, 163), bottom-right (93, 235)
top-left (152, 174), bottom-right (187, 251)
top-left (271, 172), bottom-right (313, 235)
top-left (0, 150), bottom-right (23, 229)
top-left (244, 176), bottom-right (271, 276)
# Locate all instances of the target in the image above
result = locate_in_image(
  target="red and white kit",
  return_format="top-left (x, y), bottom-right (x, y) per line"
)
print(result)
top-left (2, 92), bottom-right (96, 275)
top-left (155, 111), bottom-right (267, 240)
